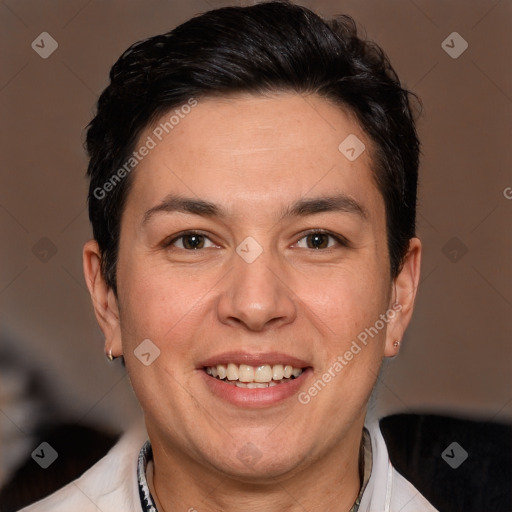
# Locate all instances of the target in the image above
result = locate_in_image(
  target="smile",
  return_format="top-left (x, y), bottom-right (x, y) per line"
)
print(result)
top-left (204, 363), bottom-right (304, 388)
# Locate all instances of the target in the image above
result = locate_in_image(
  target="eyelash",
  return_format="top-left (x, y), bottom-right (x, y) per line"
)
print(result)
top-left (163, 230), bottom-right (349, 250)
top-left (294, 229), bottom-right (349, 250)
top-left (163, 230), bottom-right (216, 250)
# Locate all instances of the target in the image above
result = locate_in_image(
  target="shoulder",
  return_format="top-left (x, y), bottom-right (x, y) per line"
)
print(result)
top-left (359, 421), bottom-right (439, 512)
top-left (17, 420), bottom-right (147, 512)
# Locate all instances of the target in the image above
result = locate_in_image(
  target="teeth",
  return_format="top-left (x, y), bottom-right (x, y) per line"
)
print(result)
top-left (246, 382), bottom-right (268, 389)
top-left (238, 364), bottom-right (254, 382)
top-left (292, 367), bottom-right (302, 377)
top-left (217, 364), bottom-right (227, 380)
top-left (226, 363), bottom-right (238, 381)
top-left (204, 363), bottom-right (304, 384)
top-left (226, 379), bottom-right (286, 388)
top-left (254, 365), bottom-right (273, 383)
top-left (272, 364), bottom-right (284, 380)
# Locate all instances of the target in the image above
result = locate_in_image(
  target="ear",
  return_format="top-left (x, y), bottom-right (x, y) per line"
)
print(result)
top-left (384, 237), bottom-right (422, 357)
top-left (83, 240), bottom-right (123, 358)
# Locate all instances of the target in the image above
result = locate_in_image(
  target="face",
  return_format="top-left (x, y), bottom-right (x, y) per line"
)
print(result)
top-left (85, 92), bottom-right (420, 483)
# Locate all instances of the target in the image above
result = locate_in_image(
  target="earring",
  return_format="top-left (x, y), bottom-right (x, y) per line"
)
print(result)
top-left (393, 340), bottom-right (400, 348)
top-left (106, 349), bottom-right (114, 361)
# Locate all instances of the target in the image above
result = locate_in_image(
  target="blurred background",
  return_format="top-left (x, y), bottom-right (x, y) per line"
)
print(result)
top-left (1, 0), bottom-right (511, 499)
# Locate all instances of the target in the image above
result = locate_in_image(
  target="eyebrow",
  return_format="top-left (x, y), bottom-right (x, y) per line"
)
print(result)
top-left (284, 195), bottom-right (367, 219)
top-left (142, 193), bottom-right (367, 225)
top-left (142, 195), bottom-right (223, 225)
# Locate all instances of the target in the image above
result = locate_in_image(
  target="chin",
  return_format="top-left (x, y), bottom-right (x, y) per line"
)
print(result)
top-left (200, 439), bottom-right (306, 484)
top-left (219, 456), bottom-right (303, 484)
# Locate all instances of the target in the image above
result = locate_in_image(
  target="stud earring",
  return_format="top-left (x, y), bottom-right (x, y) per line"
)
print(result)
top-left (106, 349), bottom-right (114, 361)
top-left (393, 340), bottom-right (400, 348)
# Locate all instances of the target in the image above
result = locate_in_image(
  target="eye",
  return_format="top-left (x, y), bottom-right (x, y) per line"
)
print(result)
top-left (295, 231), bottom-right (344, 250)
top-left (167, 232), bottom-right (217, 250)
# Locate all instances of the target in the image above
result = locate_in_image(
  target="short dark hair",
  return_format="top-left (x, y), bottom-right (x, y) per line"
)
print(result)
top-left (86, 1), bottom-right (420, 294)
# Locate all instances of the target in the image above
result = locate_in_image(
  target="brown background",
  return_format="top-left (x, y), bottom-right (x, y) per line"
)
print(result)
top-left (1, 0), bottom-right (511, 479)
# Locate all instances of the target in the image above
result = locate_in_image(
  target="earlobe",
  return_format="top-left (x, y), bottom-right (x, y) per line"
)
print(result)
top-left (83, 240), bottom-right (123, 358)
top-left (384, 238), bottom-right (422, 357)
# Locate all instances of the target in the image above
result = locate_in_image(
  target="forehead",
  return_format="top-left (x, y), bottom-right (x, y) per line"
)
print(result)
top-left (125, 92), bottom-right (383, 221)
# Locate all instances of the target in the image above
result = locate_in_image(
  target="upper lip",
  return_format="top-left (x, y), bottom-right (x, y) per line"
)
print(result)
top-left (198, 351), bottom-right (311, 369)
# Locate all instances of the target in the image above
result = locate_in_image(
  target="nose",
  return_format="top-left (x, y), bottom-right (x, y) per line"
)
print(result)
top-left (216, 249), bottom-right (297, 332)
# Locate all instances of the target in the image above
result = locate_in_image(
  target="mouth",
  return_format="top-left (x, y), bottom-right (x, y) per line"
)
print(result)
top-left (198, 352), bottom-right (312, 407)
top-left (203, 363), bottom-right (304, 388)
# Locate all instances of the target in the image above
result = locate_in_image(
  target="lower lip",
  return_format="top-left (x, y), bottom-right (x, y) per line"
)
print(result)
top-left (199, 368), bottom-right (313, 408)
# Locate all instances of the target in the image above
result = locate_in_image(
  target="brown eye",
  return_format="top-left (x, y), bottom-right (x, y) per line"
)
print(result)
top-left (168, 233), bottom-right (216, 250)
top-left (181, 234), bottom-right (205, 249)
top-left (306, 233), bottom-right (330, 249)
top-left (296, 232), bottom-right (340, 250)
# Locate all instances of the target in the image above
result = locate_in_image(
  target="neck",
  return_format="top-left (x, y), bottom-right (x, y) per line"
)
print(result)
top-left (148, 420), bottom-right (364, 512)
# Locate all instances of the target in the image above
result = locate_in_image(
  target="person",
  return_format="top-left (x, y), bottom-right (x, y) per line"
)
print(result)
top-left (20, 2), bottom-right (437, 510)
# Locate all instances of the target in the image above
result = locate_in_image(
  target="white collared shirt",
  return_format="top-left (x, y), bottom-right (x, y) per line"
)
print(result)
top-left (19, 418), bottom-right (438, 512)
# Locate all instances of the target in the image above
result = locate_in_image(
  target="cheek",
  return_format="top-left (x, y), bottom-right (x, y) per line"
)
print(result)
top-left (295, 263), bottom-right (389, 345)
top-left (118, 262), bottom-right (213, 420)
top-left (117, 258), bottom-right (221, 352)
top-left (301, 267), bottom-right (388, 413)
